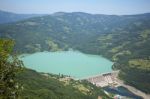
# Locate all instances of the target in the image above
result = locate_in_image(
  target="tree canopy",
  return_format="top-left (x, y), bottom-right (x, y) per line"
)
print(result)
top-left (0, 39), bottom-right (23, 99)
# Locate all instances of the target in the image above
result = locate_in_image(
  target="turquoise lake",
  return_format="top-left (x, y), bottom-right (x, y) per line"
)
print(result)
top-left (21, 51), bottom-right (113, 79)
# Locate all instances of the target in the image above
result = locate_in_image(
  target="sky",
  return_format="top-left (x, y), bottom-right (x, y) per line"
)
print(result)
top-left (0, 0), bottom-right (150, 15)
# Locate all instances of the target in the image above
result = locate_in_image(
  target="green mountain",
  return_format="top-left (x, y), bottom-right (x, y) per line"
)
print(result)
top-left (0, 12), bottom-right (150, 93)
top-left (0, 10), bottom-right (44, 24)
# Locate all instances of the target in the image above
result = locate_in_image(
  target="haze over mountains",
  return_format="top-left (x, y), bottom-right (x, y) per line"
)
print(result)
top-left (0, 10), bottom-right (45, 24)
top-left (0, 10), bottom-right (150, 96)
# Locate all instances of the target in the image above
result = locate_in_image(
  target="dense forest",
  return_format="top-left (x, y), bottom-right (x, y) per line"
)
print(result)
top-left (0, 11), bottom-right (150, 95)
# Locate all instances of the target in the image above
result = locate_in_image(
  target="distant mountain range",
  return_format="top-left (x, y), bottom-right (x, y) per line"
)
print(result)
top-left (0, 10), bottom-right (45, 24)
top-left (0, 10), bottom-right (150, 94)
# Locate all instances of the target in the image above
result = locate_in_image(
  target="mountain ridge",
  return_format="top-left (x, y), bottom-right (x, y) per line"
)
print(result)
top-left (0, 10), bottom-right (46, 24)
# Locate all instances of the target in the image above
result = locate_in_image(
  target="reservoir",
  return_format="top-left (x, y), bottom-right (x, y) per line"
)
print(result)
top-left (21, 51), bottom-right (113, 79)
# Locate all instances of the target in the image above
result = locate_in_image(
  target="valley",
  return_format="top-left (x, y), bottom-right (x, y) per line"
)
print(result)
top-left (0, 10), bottom-right (150, 99)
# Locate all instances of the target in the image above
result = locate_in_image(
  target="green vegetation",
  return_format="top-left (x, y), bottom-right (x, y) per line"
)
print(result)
top-left (45, 38), bottom-right (61, 51)
top-left (16, 69), bottom-right (110, 99)
top-left (0, 39), bottom-right (23, 98)
top-left (0, 12), bottom-right (150, 94)
top-left (129, 59), bottom-right (150, 70)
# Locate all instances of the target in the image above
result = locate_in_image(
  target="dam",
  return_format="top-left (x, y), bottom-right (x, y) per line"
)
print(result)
top-left (83, 71), bottom-right (119, 87)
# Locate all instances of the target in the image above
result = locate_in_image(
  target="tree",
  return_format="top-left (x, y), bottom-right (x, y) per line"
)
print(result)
top-left (0, 39), bottom-right (23, 99)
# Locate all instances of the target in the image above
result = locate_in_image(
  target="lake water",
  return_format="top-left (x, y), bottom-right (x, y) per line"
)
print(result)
top-left (21, 51), bottom-right (113, 79)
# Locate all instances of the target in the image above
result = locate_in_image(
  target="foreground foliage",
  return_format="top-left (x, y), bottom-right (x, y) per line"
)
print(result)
top-left (0, 39), bottom-right (23, 99)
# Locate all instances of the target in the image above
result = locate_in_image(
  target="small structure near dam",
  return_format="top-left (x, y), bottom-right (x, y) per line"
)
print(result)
top-left (85, 71), bottom-right (119, 87)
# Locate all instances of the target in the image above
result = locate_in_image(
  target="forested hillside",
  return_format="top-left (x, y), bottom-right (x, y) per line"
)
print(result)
top-left (16, 69), bottom-right (109, 99)
top-left (0, 12), bottom-right (150, 93)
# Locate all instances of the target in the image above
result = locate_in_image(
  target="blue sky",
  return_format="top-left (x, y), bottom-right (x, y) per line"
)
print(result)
top-left (0, 0), bottom-right (150, 15)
